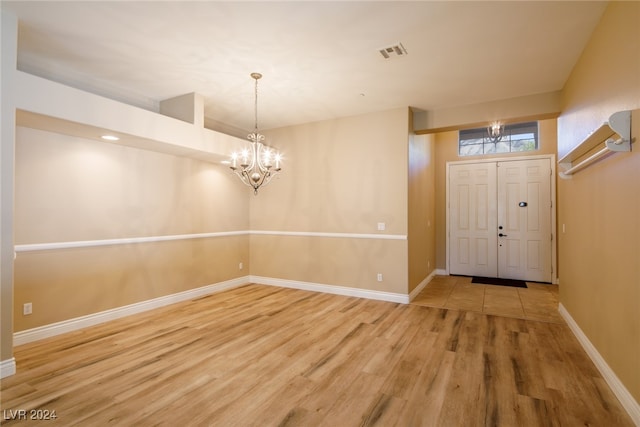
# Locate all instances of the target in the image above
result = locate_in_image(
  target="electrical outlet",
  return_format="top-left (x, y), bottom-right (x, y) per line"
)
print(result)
top-left (23, 302), bottom-right (32, 316)
top-left (239, 262), bottom-right (243, 270)
top-left (377, 222), bottom-right (386, 231)
top-left (377, 273), bottom-right (383, 282)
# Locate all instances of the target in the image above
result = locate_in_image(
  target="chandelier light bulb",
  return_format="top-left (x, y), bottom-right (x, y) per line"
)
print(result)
top-left (263, 148), bottom-right (272, 166)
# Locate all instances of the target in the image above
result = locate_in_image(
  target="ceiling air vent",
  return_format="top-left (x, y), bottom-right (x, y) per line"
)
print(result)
top-left (379, 43), bottom-right (407, 59)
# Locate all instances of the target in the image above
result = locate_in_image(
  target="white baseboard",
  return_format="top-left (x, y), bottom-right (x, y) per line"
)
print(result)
top-left (409, 270), bottom-right (436, 302)
top-left (0, 357), bottom-right (16, 379)
top-left (435, 268), bottom-right (447, 276)
top-left (250, 275), bottom-right (410, 304)
top-left (13, 275), bottom-right (410, 348)
top-left (559, 303), bottom-right (640, 425)
top-left (13, 276), bottom-right (249, 346)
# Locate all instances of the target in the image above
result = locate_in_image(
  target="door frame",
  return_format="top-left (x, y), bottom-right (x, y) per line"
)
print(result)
top-left (445, 154), bottom-right (557, 284)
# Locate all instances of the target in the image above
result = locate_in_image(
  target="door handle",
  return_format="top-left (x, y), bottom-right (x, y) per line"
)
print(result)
top-left (499, 233), bottom-right (508, 237)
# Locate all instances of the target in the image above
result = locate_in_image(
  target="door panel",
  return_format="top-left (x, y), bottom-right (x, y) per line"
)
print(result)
top-left (497, 159), bottom-right (552, 281)
top-left (448, 158), bottom-right (552, 282)
top-left (449, 163), bottom-right (497, 277)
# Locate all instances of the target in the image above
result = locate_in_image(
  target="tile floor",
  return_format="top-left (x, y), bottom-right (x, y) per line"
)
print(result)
top-left (412, 275), bottom-right (563, 323)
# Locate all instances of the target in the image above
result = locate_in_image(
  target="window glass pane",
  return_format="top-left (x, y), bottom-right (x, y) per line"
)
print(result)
top-left (511, 138), bottom-right (536, 152)
top-left (459, 144), bottom-right (483, 156)
top-left (460, 137), bottom-right (483, 146)
top-left (458, 121), bottom-right (538, 157)
top-left (495, 141), bottom-right (510, 153)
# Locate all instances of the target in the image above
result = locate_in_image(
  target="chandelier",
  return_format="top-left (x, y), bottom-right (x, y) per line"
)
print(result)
top-left (487, 121), bottom-right (504, 143)
top-left (230, 72), bottom-right (282, 195)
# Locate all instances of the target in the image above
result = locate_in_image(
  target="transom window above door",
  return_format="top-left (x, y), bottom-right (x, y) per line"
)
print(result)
top-left (459, 121), bottom-right (539, 157)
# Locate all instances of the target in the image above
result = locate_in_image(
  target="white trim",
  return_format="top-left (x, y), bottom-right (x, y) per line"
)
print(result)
top-left (0, 358), bottom-right (16, 379)
top-left (435, 268), bottom-right (448, 276)
top-left (409, 270), bottom-right (436, 301)
top-left (13, 276), bottom-right (249, 346)
top-left (550, 155), bottom-right (558, 285)
top-left (14, 230), bottom-right (406, 253)
top-left (12, 276), bottom-right (410, 348)
top-left (445, 153), bottom-right (556, 166)
top-left (14, 230), bottom-right (251, 252)
top-left (250, 275), bottom-right (410, 304)
top-left (559, 303), bottom-right (640, 425)
top-left (250, 230), bottom-right (406, 240)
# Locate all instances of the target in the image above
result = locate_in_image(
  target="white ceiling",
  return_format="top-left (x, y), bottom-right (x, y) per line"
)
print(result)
top-left (2, 1), bottom-right (607, 134)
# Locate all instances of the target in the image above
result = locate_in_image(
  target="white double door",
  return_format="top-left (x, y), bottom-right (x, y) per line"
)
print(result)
top-left (448, 158), bottom-right (553, 282)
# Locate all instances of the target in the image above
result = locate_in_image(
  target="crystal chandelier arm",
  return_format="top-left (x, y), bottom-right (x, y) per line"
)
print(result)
top-left (231, 160), bottom-right (279, 194)
top-left (231, 167), bottom-right (252, 187)
top-left (255, 141), bottom-right (274, 173)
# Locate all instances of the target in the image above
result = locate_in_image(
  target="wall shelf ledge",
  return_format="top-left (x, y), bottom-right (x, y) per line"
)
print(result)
top-left (559, 110), bottom-right (633, 179)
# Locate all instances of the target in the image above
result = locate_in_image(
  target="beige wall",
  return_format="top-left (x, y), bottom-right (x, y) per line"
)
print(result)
top-left (249, 108), bottom-right (410, 293)
top-left (13, 127), bottom-right (249, 331)
top-left (434, 119), bottom-right (558, 271)
top-left (558, 2), bottom-right (640, 157)
top-left (15, 128), bottom-right (247, 242)
top-left (414, 91), bottom-right (561, 133)
top-left (13, 107), bottom-right (415, 333)
top-left (557, 1), bottom-right (640, 403)
top-left (408, 133), bottom-right (435, 292)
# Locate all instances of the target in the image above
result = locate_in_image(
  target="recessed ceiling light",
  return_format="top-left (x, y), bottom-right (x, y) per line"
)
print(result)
top-left (101, 135), bottom-right (119, 141)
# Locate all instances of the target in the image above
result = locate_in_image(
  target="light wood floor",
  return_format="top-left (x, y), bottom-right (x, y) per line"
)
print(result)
top-left (1, 283), bottom-right (633, 426)
top-left (412, 275), bottom-right (563, 323)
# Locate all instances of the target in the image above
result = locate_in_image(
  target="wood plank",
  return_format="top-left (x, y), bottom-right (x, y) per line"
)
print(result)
top-left (0, 284), bottom-right (634, 426)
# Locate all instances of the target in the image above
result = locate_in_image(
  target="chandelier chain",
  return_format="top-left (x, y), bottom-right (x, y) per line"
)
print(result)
top-left (254, 76), bottom-right (259, 132)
